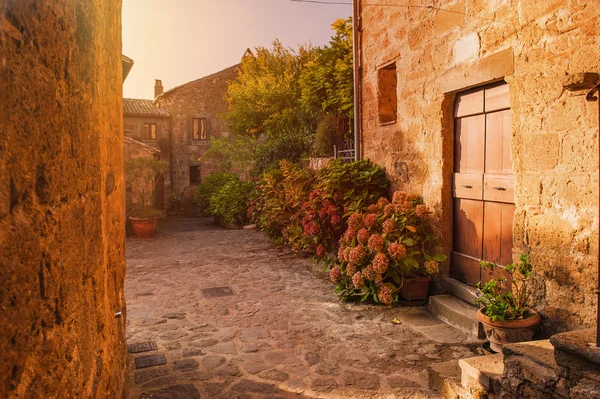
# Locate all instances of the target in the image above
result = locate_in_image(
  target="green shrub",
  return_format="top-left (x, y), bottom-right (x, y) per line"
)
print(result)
top-left (248, 161), bottom-right (315, 243)
top-left (211, 178), bottom-right (254, 225)
top-left (195, 172), bottom-right (238, 216)
top-left (253, 128), bottom-right (313, 176)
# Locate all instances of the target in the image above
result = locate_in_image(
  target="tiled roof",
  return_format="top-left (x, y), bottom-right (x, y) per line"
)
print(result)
top-left (123, 98), bottom-right (169, 117)
top-left (160, 64), bottom-right (240, 97)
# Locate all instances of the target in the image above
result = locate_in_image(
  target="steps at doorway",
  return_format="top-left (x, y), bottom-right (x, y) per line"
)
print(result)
top-left (441, 277), bottom-right (481, 306)
top-left (429, 294), bottom-right (485, 339)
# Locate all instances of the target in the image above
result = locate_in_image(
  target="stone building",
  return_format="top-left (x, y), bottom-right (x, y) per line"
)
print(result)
top-left (123, 98), bottom-right (170, 210)
top-left (123, 65), bottom-right (238, 214)
top-left (1, 0), bottom-right (126, 397)
top-left (155, 65), bottom-right (239, 208)
top-left (355, 0), bottom-right (600, 335)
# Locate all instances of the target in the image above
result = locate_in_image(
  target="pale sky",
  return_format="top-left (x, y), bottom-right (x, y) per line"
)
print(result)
top-left (122, 0), bottom-right (352, 99)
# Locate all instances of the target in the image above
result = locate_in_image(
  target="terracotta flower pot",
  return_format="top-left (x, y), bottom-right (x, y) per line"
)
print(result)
top-left (129, 217), bottom-right (158, 239)
top-left (399, 276), bottom-right (431, 301)
top-left (476, 307), bottom-right (541, 352)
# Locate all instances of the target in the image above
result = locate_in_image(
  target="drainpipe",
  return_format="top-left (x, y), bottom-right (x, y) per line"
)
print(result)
top-left (352, 0), bottom-right (362, 161)
top-left (586, 83), bottom-right (600, 347)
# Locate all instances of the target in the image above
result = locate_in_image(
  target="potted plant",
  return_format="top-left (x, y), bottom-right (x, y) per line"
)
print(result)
top-left (476, 253), bottom-right (541, 352)
top-left (332, 191), bottom-right (446, 305)
top-left (124, 157), bottom-right (168, 238)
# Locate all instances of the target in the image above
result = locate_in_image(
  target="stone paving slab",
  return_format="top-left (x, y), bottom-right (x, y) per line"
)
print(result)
top-left (125, 218), bottom-right (482, 398)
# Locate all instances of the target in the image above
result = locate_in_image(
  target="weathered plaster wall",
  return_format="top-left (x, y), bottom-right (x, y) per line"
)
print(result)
top-left (359, 0), bottom-right (600, 333)
top-left (0, 0), bottom-right (126, 397)
top-left (124, 116), bottom-right (171, 207)
top-left (157, 65), bottom-right (238, 213)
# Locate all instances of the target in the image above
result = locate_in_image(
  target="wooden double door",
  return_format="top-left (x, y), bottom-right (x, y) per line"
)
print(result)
top-left (451, 82), bottom-right (514, 285)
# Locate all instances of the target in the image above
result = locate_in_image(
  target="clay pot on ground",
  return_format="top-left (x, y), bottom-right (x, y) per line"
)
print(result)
top-left (399, 276), bottom-right (431, 301)
top-left (476, 308), bottom-right (541, 353)
top-left (129, 217), bottom-right (158, 238)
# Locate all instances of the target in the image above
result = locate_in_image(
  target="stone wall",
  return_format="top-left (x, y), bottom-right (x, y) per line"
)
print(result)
top-left (124, 116), bottom-right (171, 208)
top-left (358, 0), bottom-right (600, 333)
top-left (157, 65), bottom-right (238, 214)
top-left (1, 0), bottom-right (126, 397)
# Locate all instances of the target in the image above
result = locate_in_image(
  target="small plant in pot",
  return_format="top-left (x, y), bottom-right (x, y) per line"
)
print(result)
top-left (125, 157), bottom-right (168, 238)
top-left (476, 253), bottom-right (541, 353)
top-left (332, 191), bottom-right (446, 305)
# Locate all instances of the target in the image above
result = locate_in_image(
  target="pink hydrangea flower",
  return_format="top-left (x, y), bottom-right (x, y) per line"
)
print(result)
top-left (337, 246), bottom-right (345, 262)
top-left (362, 265), bottom-right (377, 281)
top-left (331, 214), bottom-right (341, 225)
top-left (368, 234), bottom-right (385, 252)
top-left (377, 198), bottom-right (390, 208)
top-left (348, 213), bottom-right (363, 229)
top-left (352, 271), bottom-right (365, 289)
top-left (383, 219), bottom-right (395, 234)
top-left (349, 245), bottom-right (366, 264)
top-left (343, 227), bottom-right (357, 241)
top-left (316, 245), bottom-right (326, 257)
top-left (364, 213), bottom-right (377, 228)
top-left (392, 191), bottom-right (408, 205)
top-left (387, 242), bottom-right (407, 260)
top-left (357, 228), bottom-right (369, 245)
top-left (346, 263), bottom-right (358, 276)
top-left (327, 205), bottom-right (337, 216)
top-left (368, 204), bottom-right (378, 213)
top-left (319, 207), bottom-right (327, 219)
top-left (378, 285), bottom-right (393, 305)
top-left (384, 203), bottom-right (395, 217)
top-left (372, 253), bottom-right (389, 273)
top-left (424, 260), bottom-right (440, 275)
top-left (330, 267), bottom-right (341, 283)
top-left (415, 204), bottom-right (429, 218)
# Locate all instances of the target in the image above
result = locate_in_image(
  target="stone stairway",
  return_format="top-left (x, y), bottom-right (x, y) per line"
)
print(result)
top-left (428, 277), bottom-right (485, 339)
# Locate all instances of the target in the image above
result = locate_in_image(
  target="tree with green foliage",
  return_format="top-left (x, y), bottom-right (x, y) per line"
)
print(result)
top-left (201, 134), bottom-right (257, 179)
top-left (223, 40), bottom-right (318, 139)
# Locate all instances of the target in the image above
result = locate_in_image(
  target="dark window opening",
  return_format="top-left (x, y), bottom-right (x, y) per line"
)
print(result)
top-left (377, 63), bottom-right (397, 124)
top-left (144, 122), bottom-right (157, 140)
top-left (192, 118), bottom-right (207, 140)
top-left (189, 165), bottom-right (201, 185)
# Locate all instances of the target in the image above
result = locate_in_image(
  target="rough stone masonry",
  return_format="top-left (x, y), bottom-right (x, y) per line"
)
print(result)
top-left (0, 0), bottom-right (126, 397)
top-left (358, 0), bottom-right (600, 334)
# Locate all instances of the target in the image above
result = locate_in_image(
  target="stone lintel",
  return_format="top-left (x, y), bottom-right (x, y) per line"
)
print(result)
top-left (441, 47), bottom-right (514, 94)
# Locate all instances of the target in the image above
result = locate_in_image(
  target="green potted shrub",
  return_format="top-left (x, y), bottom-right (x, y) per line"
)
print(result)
top-left (333, 191), bottom-right (446, 304)
top-left (124, 157), bottom-right (168, 238)
top-left (210, 177), bottom-right (253, 229)
top-left (476, 253), bottom-right (541, 352)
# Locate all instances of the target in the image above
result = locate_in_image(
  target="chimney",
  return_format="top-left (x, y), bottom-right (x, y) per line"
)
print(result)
top-left (154, 79), bottom-right (163, 98)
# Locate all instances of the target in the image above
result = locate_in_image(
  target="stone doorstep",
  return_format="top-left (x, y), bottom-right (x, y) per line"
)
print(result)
top-left (441, 277), bottom-right (481, 306)
top-left (428, 360), bottom-right (470, 398)
top-left (459, 354), bottom-right (504, 391)
top-left (502, 339), bottom-right (556, 369)
top-left (428, 294), bottom-right (485, 338)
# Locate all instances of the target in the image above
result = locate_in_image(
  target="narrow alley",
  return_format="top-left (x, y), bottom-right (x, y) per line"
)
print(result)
top-left (125, 219), bottom-right (481, 398)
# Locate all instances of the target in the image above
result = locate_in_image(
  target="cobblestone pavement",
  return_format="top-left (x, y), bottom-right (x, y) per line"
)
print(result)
top-left (125, 218), bottom-right (481, 399)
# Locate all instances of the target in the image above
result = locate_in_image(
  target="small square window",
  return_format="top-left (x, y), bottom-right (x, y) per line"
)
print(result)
top-left (143, 122), bottom-right (157, 140)
top-left (189, 166), bottom-right (201, 185)
top-left (192, 118), bottom-right (207, 140)
top-left (377, 63), bottom-right (397, 124)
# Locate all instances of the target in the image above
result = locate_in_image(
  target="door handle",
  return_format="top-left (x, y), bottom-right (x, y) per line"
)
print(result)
top-left (493, 186), bottom-right (507, 191)
top-left (462, 185), bottom-right (473, 189)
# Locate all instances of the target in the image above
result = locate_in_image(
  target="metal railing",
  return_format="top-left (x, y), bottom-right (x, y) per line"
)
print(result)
top-left (333, 139), bottom-right (356, 163)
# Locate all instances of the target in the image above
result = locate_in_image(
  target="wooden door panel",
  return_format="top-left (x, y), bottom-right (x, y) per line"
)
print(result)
top-left (483, 174), bottom-right (514, 203)
top-left (485, 110), bottom-right (512, 174)
top-left (485, 83), bottom-right (510, 113)
top-left (454, 115), bottom-right (486, 173)
top-left (453, 173), bottom-right (483, 200)
top-left (453, 199), bottom-right (483, 258)
top-left (451, 252), bottom-right (481, 285)
top-left (455, 89), bottom-right (484, 118)
top-left (481, 202), bottom-right (515, 284)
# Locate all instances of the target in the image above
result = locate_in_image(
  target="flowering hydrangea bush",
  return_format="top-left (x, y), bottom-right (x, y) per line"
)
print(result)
top-left (333, 191), bottom-right (447, 304)
top-left (290, 159), bottom-right (389, 264)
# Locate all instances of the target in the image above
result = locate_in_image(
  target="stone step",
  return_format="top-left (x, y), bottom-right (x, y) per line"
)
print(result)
top-left (428, 360), bottom-right (468, 398)
top-left (428, 294), bottom-right (485, 339)
top-left (459, 353), bottom-right (504, 391)
top-left (441, 277), bottom-right (481, 306)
